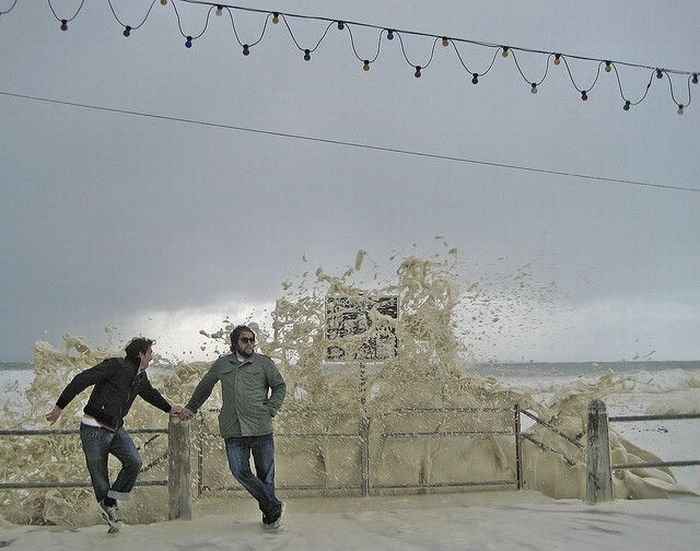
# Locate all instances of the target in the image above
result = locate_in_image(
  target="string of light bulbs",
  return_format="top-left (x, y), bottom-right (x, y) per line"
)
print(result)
top-left (1, 0), bottom-right (698, 115)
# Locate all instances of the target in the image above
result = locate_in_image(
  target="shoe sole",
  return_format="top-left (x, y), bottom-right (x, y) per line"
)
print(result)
top-left (270, 503), bottom-right (287, 530)
top-left (263, 503), bottom-right (287, 531)
top-left (102, 512), bottom-right (123, 534)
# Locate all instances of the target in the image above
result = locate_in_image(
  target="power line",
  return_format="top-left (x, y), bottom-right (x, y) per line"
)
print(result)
top-left (1, 89), bottom-right (698, 194)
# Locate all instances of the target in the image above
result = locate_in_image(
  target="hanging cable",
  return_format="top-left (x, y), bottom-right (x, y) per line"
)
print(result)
top-left (1, 90), bottom-right (698, 193)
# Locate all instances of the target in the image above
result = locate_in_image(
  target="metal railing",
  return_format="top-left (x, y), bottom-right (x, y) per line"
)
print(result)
top-left (608, 412), bottom-right (700, 471)
top-left (0, 428), bottom-right (168, 490)
top-left (517, 408), bottom-right (584, 467)
top-left (195, 405), bottom-right (524, 496)
top-left (0, 419), bottom-right (192, 519)
top-left (3, 404), bottom-right (696, 510)
top-left (373, 407), bottom-right (519, 492)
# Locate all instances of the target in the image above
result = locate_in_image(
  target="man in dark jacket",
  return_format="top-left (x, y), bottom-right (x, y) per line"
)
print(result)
top-left (45, 337), bottom-right (181, 533)
top-left (180, 325), bottom-right (287, 529)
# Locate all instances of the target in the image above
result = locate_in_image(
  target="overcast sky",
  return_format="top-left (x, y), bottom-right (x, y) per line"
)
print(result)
top-left (1, 1), bottom-right (698, 363)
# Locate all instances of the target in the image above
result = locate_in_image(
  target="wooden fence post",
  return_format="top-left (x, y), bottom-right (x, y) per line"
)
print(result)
top-left (514, 404), bottom-right (523, 490)
top-left (168, 416), bottom-right (192, 520)
top-left (586, 399), bottom-right (613, 503)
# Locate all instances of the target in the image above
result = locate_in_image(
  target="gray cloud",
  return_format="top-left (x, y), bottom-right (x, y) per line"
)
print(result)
top-left (1, 1), bottom-right (699, 361)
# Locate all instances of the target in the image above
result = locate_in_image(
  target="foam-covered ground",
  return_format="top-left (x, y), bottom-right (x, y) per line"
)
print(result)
top-left (2, 491), bottom-right (699, 550)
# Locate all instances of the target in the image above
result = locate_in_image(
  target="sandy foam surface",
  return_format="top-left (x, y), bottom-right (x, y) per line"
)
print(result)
top-left (2, 491), bottom-right (699, 550)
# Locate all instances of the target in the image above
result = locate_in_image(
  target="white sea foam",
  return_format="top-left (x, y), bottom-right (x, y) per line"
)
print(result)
top-left (1, 248), bottom-right (697, 528)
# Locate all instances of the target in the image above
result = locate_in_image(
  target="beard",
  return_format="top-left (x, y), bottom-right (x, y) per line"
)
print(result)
top-left (236, 346), bottom-right (254, 358)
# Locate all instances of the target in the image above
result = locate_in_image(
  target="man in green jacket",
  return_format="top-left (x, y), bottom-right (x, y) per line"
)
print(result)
top-left (180, 325), bottom-right (287, 529)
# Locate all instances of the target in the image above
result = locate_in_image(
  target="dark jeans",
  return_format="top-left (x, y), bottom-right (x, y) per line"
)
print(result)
top-left (79, 424), bottom-right (143, 503)
top-left (225, 433), bottom-right (282, 519)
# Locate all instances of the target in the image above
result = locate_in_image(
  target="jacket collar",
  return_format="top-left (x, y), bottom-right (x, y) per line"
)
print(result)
top-left (229, 352), bottom-right (253, 365)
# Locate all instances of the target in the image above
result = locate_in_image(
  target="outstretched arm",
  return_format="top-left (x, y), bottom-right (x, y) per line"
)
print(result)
top-left (55, 359), bottom-right (116, 410)
top-left (181, 369), bottom-right (219, 421)
top-left (138, 376), bottom-right (176, 413)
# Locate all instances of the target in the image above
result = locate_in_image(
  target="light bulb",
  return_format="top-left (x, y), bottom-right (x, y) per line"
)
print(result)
top-left (442, 37), bottom-right (449, 47)
top-left (605, 61), bottom-right (612, 73)
top-left (387, 29), bottom-right (394, 40)
top-left (656, 68), bottom-right (663, 79)
top-left (363, 60), bottom-right (370, 72)
top-left (623, 100), bottom-right (631, 111)
top-left (304, 49), bottom-right (311, 61)
top-left (414, 66), bottom-right (422, 78)
top-left (554, 54), bottom-right (561, 66)
top-left (160, 0), bottom-right (167, 5)
top-left (215, 6), bottom-right (223, 16)
top-left (272, 13), bottom-right (279, 24)
top-left (693, 73), bottom-right (698, 84)
top-left (123, 26), bottom-right (131, 37)
top-left (530, 83), bottom-right (538, 94)
top-left (581, 90), bottom-right (588, 101)
top-left (471, 73), bottom-right (479, 85)
top-left (243, 44), bottom-right (250, 56)
top-left (60, 19), bottom-right (68, 31)
top-left (677, 104), bottom-right (684, 115)
top-left (337, 21), bottom-right (344, 30)
top-left (502, 47), bottom-right (509, 58)
top-left (185, 36), bottom-right (193, 48)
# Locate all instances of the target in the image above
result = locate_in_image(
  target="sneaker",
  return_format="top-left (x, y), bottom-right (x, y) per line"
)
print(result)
top-left (266, 502), bottom-right (286, 530)
top-left (99, 500), bottom-right (123, 534)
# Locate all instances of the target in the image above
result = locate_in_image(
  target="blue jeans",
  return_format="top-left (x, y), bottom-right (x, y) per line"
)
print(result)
top-left (225, 433), bottom-right (282, 519)
top-left (80, 424), bottom-right (143, 503)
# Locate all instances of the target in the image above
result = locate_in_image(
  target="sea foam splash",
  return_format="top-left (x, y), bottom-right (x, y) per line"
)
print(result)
top-left (1, 247), bottom-right (695, 526)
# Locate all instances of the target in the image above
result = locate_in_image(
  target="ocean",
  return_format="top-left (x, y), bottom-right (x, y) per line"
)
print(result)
top-left (4, 359), bottom-right (699, 415)
top-left (5, 360), bottom-right (698, 396)
top-left (0, 362), bottom-right (35, 392)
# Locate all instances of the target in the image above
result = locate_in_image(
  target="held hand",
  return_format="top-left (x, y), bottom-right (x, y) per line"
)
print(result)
top-left (169, 404), bottom-right (183, 416)
top-left (45, 405), bottom-right (62, 425)
top-left (179, 407), bottom-right (195, 421)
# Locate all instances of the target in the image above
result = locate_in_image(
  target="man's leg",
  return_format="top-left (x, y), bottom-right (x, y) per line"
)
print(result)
top-left (107, 427), bottom-right (143, 502)
top-left (79, 424), bottom-right (112, 503)
top-left (251, 433), bottom-right (283, 521)
top-left (80, 424), bottom-right (124, 533)
top-left (225, 436), bottom-right (277, 520)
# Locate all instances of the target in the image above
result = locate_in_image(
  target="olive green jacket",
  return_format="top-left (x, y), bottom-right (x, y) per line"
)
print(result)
top-left (185, 352), bottom-right (286, 438)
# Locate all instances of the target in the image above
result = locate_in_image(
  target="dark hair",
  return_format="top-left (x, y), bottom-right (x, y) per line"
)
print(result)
top-left (230, 325), bottom-right (254, 351)
top-left (125, 337), bottom-right (154, 364)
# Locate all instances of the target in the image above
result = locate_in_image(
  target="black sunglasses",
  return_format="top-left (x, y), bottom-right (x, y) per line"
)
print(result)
top-left (239, 337), bottom-right (256, 344)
